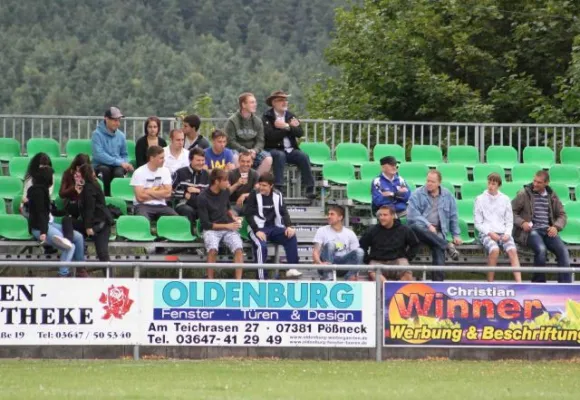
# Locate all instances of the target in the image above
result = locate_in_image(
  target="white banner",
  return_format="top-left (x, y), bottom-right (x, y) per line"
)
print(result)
top-left (140, 280), bottom-right (376, 347)
top-left (0, 279), bottom-right (139, 345)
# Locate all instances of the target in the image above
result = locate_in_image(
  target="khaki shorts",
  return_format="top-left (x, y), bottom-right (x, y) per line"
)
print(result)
top-left (369, 259), bottom-right (412, 281)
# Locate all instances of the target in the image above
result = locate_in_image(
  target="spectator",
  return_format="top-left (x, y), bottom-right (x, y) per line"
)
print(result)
top-left (360, 205), bottom-right (420, 282)
top-left (197, 169), bottom-right (244, 280)
top-left (135, 116), bottom-right (166, 168)
top-left (163, 128), bottom-right (189, 175)
top-left (371, 156), bottom-right (411, 216)
top-left (131, 145), bottom-right (177, 221)
top-left (512, 170), bottom-right (570, 283)
top-left (27, 166), bottom-right (85, 277)
top-left (313, 205), bottom-right (363, 281)
top-left (244, 172), bottom-right (302, 280)
top-left (59, 153), bottom-right (91, 218)
top-left (224, 92), bottom-right (273, 175)
top-left (262, 90), bottom-right (315, 199)
top-left (205, 129), bottom-right (235, 171)
top-left (182, 114), bottom-right (210, 151)
top-left (474, 173), bottom-right (522, 283)
top-left (229, 151), bottom-right (259, 213)
top-left (78, 163), bottom-right (114, 262)
top-left (407, 170), bottom-right (461, 281)
top-left (92, 107), bottom-right (133, 196)
top-left (173, 147), bottom-right (209, 234)
top-left (21, 153), bottom-right (53, 209)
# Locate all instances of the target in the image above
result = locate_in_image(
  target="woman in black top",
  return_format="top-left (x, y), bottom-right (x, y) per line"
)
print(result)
top-left (78, 163), bottom-right (113, 261)
top-left (59, 153), bottom-right (90, 218)
top-left (135, 116), bottom-right (167, 168)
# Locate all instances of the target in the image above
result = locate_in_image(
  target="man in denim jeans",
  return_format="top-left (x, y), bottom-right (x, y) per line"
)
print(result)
top-left (312, 205), bottom-right (363, 280)
top-left (407, 170), bottom-right (462, 281)
top-left (512, 170), bottom-right (570, 283)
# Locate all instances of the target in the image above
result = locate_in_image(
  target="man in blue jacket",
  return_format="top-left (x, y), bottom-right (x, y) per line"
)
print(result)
top-left (407, 170), bottom-right (462, 281)
top-left (91, 107), bottom-right (133, 196)
top-left (371, 156), bottom-right (411, 216)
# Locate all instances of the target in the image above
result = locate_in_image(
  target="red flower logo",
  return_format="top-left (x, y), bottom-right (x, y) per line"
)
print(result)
top-left (99, 285), bottom-right (134, 320)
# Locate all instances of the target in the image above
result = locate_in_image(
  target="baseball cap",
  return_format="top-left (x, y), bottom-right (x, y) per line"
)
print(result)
top-left (104, 107), bottom-right (124, 119)
top-left (380, 156), bottom-right (398, 166)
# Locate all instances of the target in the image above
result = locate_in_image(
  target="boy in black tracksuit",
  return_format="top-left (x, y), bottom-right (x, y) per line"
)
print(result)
top-left (172, 148), bottom-right (209, 234)
top-left (360, 205), bottom-right (421, 282)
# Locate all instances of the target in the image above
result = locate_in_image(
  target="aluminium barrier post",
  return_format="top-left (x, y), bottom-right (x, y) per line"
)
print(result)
top-left (133, 264), bottom-right (141, 361)
top-left (375, 266), bottom-right (382, 362)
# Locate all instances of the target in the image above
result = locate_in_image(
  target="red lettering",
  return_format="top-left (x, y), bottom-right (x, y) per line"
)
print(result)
top-left (394, 293), bottom-right (434, 319)
top-left (497, 299), bottom-right (522, 320)
top-left (447, 299), bottom-right (469, 319)
top-left (523, 299), bottom-right (544, 319)
top-left (473, 299), bottom-right (495, 319)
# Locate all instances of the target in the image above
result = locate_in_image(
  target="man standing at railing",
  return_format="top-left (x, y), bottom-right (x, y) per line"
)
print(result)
top-left (512, 170), bottom-right (570, 283)
top-left (92, 107), bottom-right (133, 196)
top-left (407, 170), bottom-right (461, 281)
top-left (371, 156), bottom-right (411, 217)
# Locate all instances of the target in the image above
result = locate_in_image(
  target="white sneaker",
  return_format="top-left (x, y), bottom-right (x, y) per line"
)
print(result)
top-left (52, 235), bottom-right (73, 250)
top-left (286, 269), bottom-right (303, 278)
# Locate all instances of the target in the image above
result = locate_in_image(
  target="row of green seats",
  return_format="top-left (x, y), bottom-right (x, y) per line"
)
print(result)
top-left (300, 142), bottom-right (580, 168)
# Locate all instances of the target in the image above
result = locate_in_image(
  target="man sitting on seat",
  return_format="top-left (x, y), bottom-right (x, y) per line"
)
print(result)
top-left (197, 168), bottom-right (244, 279)
top-left (244, 172), bottom-right (302, 279)
top-left (312, 205), bottom-right (364, 281)
top-left (474, 173), bottom-right (522, 283)
top-left (360, 205), bottom-right (420, 282)
top-left (229, 151), bottom-right (259, 214)
top-left (182, 114), bottom-right (210, 151)
top-left (163, 129), bottom-right (189, 175)
top-left (371, 156), bottom-right (411, 217)
top-left (173, 148), bottom-right (209, 234)
top-left (205, 129), bottom-right (236, 171)
top-left (131, 145), bottom-right (177, 221)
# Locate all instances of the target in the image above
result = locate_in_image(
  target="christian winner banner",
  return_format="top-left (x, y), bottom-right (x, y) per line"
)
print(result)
top-left (140, 280), bottom-right (376, 347)
top-left (384, 282), bottom-right (580, 347)
top-left (0, 279), bottom-right (139, 345)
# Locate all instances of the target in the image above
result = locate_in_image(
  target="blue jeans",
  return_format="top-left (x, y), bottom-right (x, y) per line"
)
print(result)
top-left (269, 149), bottom-right (315, 190)
top-left (410, 225), bottom-right (447, 281)
top-left (526, 229), bottom-right (571, 283)
top-left (319, 243), bottom-right (363, 280)
top-left (32, 222), bottom-right (85, 276)
top-left (249, 226), bottom-right (299, 280)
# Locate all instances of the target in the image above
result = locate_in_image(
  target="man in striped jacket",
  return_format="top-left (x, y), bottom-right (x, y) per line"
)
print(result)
top-left (243, 172), bottom-right (302, 280)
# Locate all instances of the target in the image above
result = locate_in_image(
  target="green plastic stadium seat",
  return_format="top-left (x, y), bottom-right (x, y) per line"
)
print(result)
top-left (549, 165), bottom-right (580, 188)
top-left (577, 184), bottom-right (580, 201)
top-left (440, 181), bottom-right (456, 196)
top-left (511, 164), bottom-right (542, 185)
top-left (560, 147), bottom-right (580, 166)
top-left (0, 176), bottom-right (23, 200)
top-left (110, 178), bottom-right (134, 202)
top-left (523, 147), bottom-right (554, 169)
top-left (0, 214), bottom-right (33, 240)
top-left (51, 158), bottom-right (72, 176)
top-left (65, 139), bottom-right (92, 157)
top-left (27, 138), bottom-right (61, 158)
top-left (51, 177), bottom-right (62, 200)
top-left (460, 182), bottom-right (487, 201)
top-left (8, 157), bottom-right (30, 180)
top-left (398, 163), bottom-right (429, 184)
top-left (456, 200), bottom-right (474, 225)
top-left (560, 219), bottom-right (580, 244)
top-left (437, 164), bottom-right (468, 187)
top-left (0, 198), bottom-right (6, 214)
top-left (0, 138), bottom-right (21, 162)
top-left (472, 164), bottom-right (505, 182)
top-left (486, 145), bottom-right (519, 169)
top-left (126, 140), bottom-right (137, 165)
top-left (116, 216), bottom-right (156, 241)
top-left (346, 179), bottom-right (372, 204)
top-left (157, 216), bottom-right (196, 241)
top-left (11, 195), bottom-right (22, 214)
top-left (410, 145), bottom-right (442, 167)
top-left (335, 143), bottom-right (369, 166)
top-left (359, 162), bottom-right (381, 180)
top-left (322, 161), bottom-right (356, 185)
top-left (105, 196), bottom-right (128, 216)
top-left (564, 203), bottom-right (580, 221)
top-left (447, 145), bottom-right (480, 168)
top-left (373, 144), bottom-right (406, 163)
top-left (300, 142), bottom-right (331, 165)
top-left (446, 219), bottom-right (475, 244)
top-left (550, 183), bottom-right (571, 205)
top-left (501, 182), bottom-right (524, 200)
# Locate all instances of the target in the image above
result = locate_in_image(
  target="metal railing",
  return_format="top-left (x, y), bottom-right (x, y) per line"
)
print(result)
top-left (1, 115), bottom-right (579, 162)
top-left (1, 261), bottom-right (579, 362)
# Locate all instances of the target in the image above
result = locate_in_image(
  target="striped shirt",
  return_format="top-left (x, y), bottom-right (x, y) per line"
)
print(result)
top-left (532, 191), bottom-right (550, 229)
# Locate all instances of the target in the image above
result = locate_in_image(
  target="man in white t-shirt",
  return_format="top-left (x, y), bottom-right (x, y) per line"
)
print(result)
top-left (312, 205), bottom-right (364, 281)
top-left (131, 145), bottom-right (178, 221)
top-left (163, 129), bottom-right (189, 175)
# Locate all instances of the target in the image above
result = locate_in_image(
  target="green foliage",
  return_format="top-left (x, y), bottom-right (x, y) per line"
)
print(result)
top-left (309, 0), bottom-right (580, 124)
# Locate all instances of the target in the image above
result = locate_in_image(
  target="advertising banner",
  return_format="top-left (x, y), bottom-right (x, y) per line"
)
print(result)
top-left (384, 282), bottom-right (580, 347)
top-left (141, 280), bottom-right (376, 347)
top-left (0, 279), bottom-right (139, 345)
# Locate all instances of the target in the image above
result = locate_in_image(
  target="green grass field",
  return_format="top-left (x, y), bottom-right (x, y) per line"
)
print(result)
top-left (0, 359), bottom-right (579, 399)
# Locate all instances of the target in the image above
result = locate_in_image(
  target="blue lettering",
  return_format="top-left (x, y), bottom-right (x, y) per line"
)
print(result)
top-left (242, 282), bottom-right (266, 308)
top-left (268, 283), bottom-right (285, 308)
top-left (226, 282), bottom-right (241, 307)
top-left (162, 281), bottom-right (188, 307)
top-left (330, 283), bottom-right (353, 309)
top-left (286, 283), bottom-right (308, 308)
top-left (188, 282), bottom-right (203, 307)
top-left (204, 282), bottom-right (224, 307)
top-left (310, 284), bottom-right (328, 308)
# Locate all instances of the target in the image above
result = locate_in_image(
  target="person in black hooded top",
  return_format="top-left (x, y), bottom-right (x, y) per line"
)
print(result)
top-left (28, 166), bottom-right (85, 277)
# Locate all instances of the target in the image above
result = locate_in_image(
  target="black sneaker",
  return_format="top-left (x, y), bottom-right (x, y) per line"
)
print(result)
top-left (305, 187), bottom-right (317, 200)
top-left (446, 243), bottom-right (460, 261)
